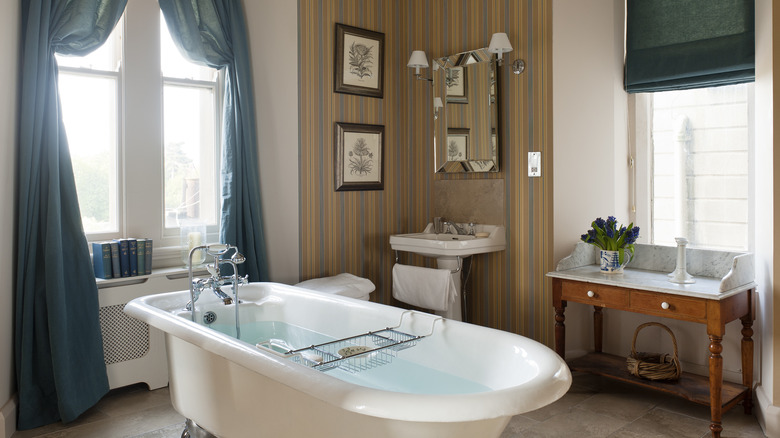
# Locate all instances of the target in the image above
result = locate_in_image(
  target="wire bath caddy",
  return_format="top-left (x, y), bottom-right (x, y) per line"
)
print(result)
top-left (256, 311), bottom-right (443, 373)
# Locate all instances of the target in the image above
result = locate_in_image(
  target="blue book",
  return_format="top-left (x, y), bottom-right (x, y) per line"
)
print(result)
top-left (91, 242), bottom-right (112, 279)
top-left (109, 241), bottom-right (120, 278)
top-left (136, 238), bottom-right (146, 275)
top-left (144, 239), bottom-right (153, 274)
top-left (128, 239), bottom-right (138, 276)
top-left (117, 239), bottom-right (130, 277)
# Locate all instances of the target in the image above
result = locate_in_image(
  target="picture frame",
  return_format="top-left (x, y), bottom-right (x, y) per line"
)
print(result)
top-left (446, 128), bottom-right (469, 161)
top-left (335, 122), bottom-right (384, 191)
top-left (445, 66), bottom-right (468, 104)
top-left (334, 23), bottom-right (384, 98)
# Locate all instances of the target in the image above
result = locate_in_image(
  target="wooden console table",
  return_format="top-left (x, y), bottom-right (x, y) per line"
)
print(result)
top-left (548, 248), bottom-right (756, 438)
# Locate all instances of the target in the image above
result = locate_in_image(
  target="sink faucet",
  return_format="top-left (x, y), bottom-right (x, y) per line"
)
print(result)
top-left (186, 243), bottom-right (248, 317)
top-left (443, 221), bottom-right (466, 235)
top-left (442, 221), bottom-right (477, 235)
top-left (434, 217), bottom-right (445, 234)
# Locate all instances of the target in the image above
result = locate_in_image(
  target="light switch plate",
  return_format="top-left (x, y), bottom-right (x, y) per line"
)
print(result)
top-left (528, 152), bottom-right (541, 177)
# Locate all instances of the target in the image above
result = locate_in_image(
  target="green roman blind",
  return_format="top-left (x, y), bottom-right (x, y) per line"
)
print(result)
top-left (625, 0), bottom-right (755, 93)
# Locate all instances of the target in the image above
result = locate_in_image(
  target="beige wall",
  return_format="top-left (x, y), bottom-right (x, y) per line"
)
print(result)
top-left (243, 0), bottom-right (300, 285)
top-left (552, 0), bottom-right (630, 356)
top-left (554, 0), bottom-right (778, 434)
top-left (0, 1), bottom-right (19, 436)
top-left (773, 0), bottom-right (780, 407)
top-left (553, 0), bottom-right (767, 387)
top-left (754, 0), bottom-right (775, 429)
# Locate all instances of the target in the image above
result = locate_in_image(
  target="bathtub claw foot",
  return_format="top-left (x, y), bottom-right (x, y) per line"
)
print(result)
top-left (183, 419), bottom-right (217, 438)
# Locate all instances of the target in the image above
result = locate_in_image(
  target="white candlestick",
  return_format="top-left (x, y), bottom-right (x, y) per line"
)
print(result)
top-left (668, 237), bottom-right (695, 284)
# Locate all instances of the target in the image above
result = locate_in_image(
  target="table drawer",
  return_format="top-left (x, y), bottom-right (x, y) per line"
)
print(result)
top-left (630, 291), bottom-right (707, 320)
top-left (560, 281), bottom-right (628, 308)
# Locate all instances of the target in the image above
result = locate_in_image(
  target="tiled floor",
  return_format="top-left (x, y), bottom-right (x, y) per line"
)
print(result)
top-left (12, 373), bottom-right (766, 438)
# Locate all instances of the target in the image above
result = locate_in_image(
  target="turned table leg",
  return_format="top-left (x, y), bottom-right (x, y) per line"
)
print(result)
top-left (593, 306), bottom-right (603, 353)
top-left (554, 302), bottom-right (567, 359)
top-left (708, 334), bottom-right (724, 438)
top-left (741, 315), bottom-right (754, 414)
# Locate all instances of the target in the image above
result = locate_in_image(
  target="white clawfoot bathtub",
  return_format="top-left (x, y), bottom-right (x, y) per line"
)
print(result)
top-left (124, 282), bottom-right (570, 438)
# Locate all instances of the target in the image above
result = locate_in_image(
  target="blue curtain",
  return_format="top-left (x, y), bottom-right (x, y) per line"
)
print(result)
top-left (159, 0), bottom-right (269, 281)
top-left (16, 0), bottom-right (127, 429)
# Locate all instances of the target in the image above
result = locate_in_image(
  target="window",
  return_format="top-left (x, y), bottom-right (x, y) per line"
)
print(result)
top-left (57, 19), bottom-right (122, 235)
top-left (631, 83), bottom-right (753, 251)
top-left (160, 13), bottom-right (219, 230)
top-left (57, 0), bottom-right (221, 264)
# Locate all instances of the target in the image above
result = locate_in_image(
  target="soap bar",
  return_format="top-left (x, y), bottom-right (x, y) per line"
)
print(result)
top-left (475, 232), bottom-right (490, 238)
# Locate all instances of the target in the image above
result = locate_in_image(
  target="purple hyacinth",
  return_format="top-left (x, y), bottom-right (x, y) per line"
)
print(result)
top-left (625, 226), bottom-right (640, 244)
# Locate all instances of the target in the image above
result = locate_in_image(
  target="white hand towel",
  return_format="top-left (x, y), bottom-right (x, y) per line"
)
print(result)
top-left (295, 273), bottom-right (376, 299)
top-left (392, 264), bottom-right (457, 311)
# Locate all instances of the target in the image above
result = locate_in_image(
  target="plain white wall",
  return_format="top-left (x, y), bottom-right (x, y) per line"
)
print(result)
top-left (552, 0), bottom-right (630, 357)
top-left (243, 0), bottom-right (300, 285)
top-left (0, 1), bottom-right (19, 436)
top-left (552, 0), bottom-right (630, 264)
top-left (552, 0), bottom-right (750, 383)
top-left (754, 0), bottom-right (778, 434)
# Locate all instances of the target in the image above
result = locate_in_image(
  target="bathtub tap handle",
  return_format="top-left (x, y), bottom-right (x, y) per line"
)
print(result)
top-left (185, 278), bottom-right (209, 311)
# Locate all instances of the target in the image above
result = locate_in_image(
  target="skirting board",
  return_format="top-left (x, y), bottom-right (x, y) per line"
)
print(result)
top-left (755, 384), bottom-right (778, 437)
top-left (0, 395), bottom-right (16, 438)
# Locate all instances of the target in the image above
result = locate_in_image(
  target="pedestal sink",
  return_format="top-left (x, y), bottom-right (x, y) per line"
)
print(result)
top-left (389, 223), bottom-right (506, 321)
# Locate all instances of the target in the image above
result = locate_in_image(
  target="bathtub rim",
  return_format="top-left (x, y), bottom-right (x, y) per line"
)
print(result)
top-left (124, 282), bottom-right (572, 423)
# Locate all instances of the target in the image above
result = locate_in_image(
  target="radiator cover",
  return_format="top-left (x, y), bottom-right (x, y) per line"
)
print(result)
top-left (97, 269), bottom-right (194, 390)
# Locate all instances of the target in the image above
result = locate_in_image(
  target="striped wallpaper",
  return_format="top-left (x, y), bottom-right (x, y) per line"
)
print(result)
top-left (298, 0), bottom-right (554, 345)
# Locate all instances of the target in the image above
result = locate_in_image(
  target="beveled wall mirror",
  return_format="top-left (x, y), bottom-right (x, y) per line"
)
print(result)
top-left (433, 48), bottom-right (499, 173)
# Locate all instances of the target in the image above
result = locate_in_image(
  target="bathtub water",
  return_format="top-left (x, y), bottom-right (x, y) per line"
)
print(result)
top-left (207, 320), bottom-right (493, 395)
top-left (125, 282), bottom-right (571, 438)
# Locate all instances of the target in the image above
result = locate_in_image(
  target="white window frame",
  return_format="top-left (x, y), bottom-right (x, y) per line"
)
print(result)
top-left (629, 87), bottom-right (755, 252)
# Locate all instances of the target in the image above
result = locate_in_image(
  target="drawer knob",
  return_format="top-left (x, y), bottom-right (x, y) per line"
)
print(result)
top-left (587, 291), bottom-right (595, 298)
top-left (661, 302), bottom-right (670, 310)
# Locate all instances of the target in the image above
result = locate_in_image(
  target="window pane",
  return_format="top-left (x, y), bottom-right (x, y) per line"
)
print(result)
top-left (59, 73), bottom-right (119, 233)
top-left (649, 83), bottom-right (751, 251)
top-left (163, 84), bottom-right (218, 228)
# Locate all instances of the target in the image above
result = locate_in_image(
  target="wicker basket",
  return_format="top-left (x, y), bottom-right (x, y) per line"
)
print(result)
top-left (626, 322), bottom-right (682, 381)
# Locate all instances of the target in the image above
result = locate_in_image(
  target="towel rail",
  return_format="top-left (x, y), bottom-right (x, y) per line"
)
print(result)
top-left (394, 250), bottom-right (462, 274)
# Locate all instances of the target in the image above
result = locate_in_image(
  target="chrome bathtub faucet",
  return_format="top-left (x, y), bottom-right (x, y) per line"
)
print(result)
top-left (185, 243), bottom-right (248, 318)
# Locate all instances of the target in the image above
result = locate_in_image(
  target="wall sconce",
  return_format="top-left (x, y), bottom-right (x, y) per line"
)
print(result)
top-left (433, 97), bottom-right (443, 119)
top-left (407, 50), bottom-right (433, 82)
top-left (488, 32), bottom-right (513, 65)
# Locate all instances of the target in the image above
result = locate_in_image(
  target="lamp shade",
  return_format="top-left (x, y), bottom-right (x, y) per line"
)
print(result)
top-left (433, 97), bottom-right (443, 108)
top-left (407, 50), bottom-right (429, 68)
top-left (488, 32), bottom-right (513, 54)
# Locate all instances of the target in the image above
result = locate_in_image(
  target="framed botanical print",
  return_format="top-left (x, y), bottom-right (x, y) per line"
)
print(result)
top-left (334, 122), bottom-right (384, 191)
top-left (334, 24), bottom-right (384, 98)
top-left (446, 128), bottom-right (469, 161)
top-left (445, 66), bottom-right (467, 104)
